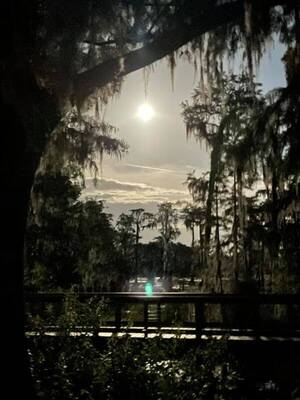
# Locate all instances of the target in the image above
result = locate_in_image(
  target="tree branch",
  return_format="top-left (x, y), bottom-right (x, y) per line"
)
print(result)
top-left (72, 0), bottom-right (294, 105)
top-left (73, 1), bottom-right (244, 104)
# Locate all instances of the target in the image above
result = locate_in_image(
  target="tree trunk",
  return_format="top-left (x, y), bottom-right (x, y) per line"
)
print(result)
top-left (0, 61), bottom-right (59, 396)
top-left (232, 170), bottom-right (239, 281)
top-left (0, 104), bottom-right (39, 398)
top-left (162, 237), bottom-right (169, 277)
top-left (199, 223), bottom-right (204, 266)
top-left (1, 165), bottom-right (36, 397)
top-left (162, 237), bottom-right (173, 290)
top-left (134, 224), bottom-right (140, 283)
top-left (260, 241), bottom-right (265, 291)
top-left (204, 134), bottom-right (222, 264)
top-left (237, 167), bottom-right (247, 279)
top-left (270, 129), bottom-right (281, 265)
top-left (191, 225), bottom-right (195, 248)
top-left (215, 186), bottom-right (223, 293)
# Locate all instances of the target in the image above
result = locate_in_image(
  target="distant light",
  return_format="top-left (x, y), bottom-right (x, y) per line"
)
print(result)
top-left (145, 281), bottom-right (153, 296)
top-left (137, 103), bottom-right (154, 122)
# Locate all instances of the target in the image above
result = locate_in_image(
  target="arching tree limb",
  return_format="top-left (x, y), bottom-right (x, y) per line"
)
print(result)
top-left (73, 1), bottom-right (244, 105)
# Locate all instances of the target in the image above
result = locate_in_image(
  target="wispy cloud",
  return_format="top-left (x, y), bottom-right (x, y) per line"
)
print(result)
top-left (123, 163), bottom-right (176, 173)
top-left (84, 177), bottom-right (153, 192)
top-left (81, 177), bottom-right (189, 205)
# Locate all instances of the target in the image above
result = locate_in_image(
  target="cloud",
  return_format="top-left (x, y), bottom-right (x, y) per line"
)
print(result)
top-left (123, 163), bottom-right (176, 173)
top-left (80, 178), bottom-right (191, 245)
top-left (81, 177), bottom-right (189, 205)
top-left (84, 177), bottom-right (153, 192)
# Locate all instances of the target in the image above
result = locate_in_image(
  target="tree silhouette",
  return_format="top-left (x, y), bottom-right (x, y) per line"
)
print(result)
top-left (0, 1), bottom-right (299, 395)
top-left (155, 202), bottom-right (180, 288)
top-left (129, 208), bottom-right (154, 282)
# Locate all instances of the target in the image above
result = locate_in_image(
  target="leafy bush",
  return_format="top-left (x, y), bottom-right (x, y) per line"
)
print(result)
top-left (27, 296), bottom-right (242, 399)
top-left (28, 335), bottom-right (241, 400)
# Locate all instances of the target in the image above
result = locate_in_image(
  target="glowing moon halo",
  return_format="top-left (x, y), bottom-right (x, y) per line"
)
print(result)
top-left (137, 103), bottom-right (154, 122)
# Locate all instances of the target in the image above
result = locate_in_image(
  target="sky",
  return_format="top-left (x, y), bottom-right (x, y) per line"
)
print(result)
top-left (81, 39), bottom-right (286, 244)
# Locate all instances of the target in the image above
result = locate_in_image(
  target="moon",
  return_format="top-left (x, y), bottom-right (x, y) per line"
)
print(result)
top-left (137, 103), bottom-right (154, 122)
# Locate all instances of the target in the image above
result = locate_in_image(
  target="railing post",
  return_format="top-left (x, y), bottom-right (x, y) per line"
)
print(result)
top-left (115, 302), bottom-right (122, 333)
top-left (157, 302), bottom-right (161, 328)
top-left (144, 302), bottom-right (149, 338)
top-left (195, 301), bottom-right (204, 340)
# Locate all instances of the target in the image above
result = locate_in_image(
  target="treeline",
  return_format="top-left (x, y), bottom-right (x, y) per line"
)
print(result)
top-left (25, 75), bottom-right (300, 295)
top-left (25, 172), bottom-right (193, 292)
top-left (181, 74), bottom-right (300, 294)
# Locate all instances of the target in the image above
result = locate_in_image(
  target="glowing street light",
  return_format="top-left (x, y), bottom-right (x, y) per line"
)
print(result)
top-left (145, 281), bottom-right (153, 296)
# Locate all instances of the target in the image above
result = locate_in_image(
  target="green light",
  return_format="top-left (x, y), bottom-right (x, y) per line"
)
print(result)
top-left (145, 281), bottom-right (153, 296)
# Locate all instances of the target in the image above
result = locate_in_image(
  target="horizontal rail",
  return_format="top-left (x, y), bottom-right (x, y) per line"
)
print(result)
top-left (25, 292), bottom-right (300, 304)
top-left (25, 292), bottom-right (300, 340)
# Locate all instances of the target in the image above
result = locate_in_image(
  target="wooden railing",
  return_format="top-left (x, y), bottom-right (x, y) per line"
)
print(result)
top-left (25, 292), bottom-right (300, 339)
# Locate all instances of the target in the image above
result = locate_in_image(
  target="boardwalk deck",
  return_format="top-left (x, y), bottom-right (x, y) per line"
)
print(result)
top-left (25, 326), bottom-right (300, 341)
top-left (25, 291), bottom-right (300, 341)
